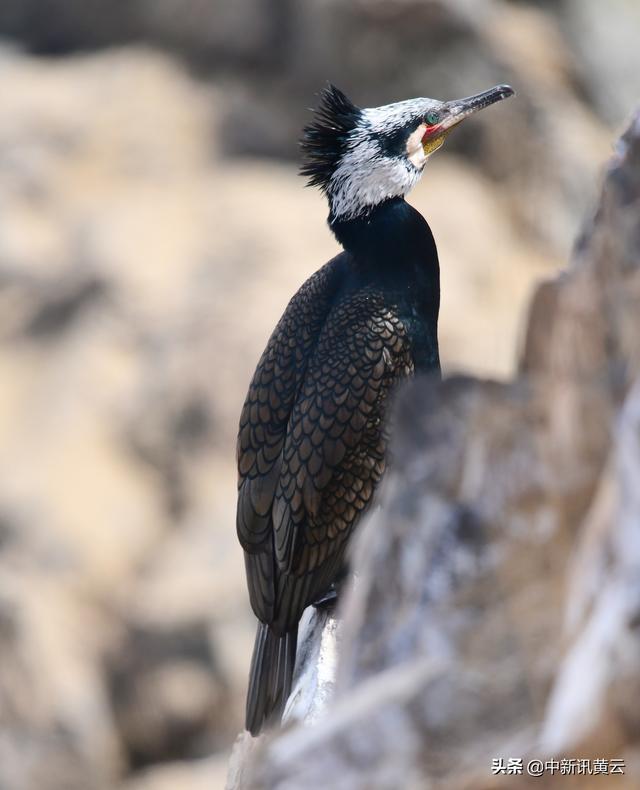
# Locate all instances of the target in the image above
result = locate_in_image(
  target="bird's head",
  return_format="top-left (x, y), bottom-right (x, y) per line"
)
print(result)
top-left (301, 83), bottom-right (514, 221)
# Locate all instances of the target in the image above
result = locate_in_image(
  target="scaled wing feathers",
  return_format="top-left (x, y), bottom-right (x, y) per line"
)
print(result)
top-left (237, 260), bottom-right (413, 631)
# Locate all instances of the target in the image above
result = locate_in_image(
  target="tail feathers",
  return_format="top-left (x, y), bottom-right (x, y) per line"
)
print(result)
top-left (245, 622), bottom-right (297, 736)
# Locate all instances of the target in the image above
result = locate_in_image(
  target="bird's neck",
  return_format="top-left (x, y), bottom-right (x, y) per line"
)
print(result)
top-left (330, 196), bottom-right (441, 374)
top-left (329, 197), bottom-right (438, 278)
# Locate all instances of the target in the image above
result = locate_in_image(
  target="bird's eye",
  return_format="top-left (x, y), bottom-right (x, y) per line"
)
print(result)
top-left (426, 111), bottom-right (440, 125)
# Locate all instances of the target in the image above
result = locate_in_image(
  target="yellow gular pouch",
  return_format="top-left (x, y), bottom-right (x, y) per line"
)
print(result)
top-left (422, 133), bottom-right (447, 156)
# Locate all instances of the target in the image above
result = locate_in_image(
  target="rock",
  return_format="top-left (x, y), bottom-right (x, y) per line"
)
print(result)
top-left (283, 604), bottom-right (341, 728)
top-left (0, 0), bottom-right (289, 65)
top-left (0, 0), bottom-right (139, 53)
top-left (107, 618), bottom-right (229, 769)
top-left (0, 572), bottom-right (122, 790)
top-left (233, 112), bottom-right (640, 790)
top-left (137, 0), bottom-right (283, 67)
top-left (559, 0), bottom-right (640, 126)
top-left (120, 753), bottom-right (230, 790)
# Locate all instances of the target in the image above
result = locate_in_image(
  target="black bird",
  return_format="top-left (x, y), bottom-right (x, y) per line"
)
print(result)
top-left (237, 82), bottom-right (514, 735)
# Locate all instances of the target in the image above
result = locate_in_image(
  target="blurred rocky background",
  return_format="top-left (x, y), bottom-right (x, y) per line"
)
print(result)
top-left (0, 2), bottom-right (637, 789)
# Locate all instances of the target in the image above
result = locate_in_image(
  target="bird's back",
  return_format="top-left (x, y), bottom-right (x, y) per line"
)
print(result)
top-left (237, 242), bottom-right (439, 607)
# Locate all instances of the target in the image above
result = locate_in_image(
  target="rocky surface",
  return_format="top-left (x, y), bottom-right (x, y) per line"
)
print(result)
top-left (232, 112), bottom-right (640, 790)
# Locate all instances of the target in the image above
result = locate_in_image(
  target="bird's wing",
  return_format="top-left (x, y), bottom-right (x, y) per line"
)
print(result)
top-left (236, 257), bottom-right (344, 621)
top-left (271, 288), bottom-right (414, 623)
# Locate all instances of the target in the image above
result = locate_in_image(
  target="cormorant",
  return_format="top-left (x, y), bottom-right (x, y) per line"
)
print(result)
top-left (237, 82), bottom-right (514, 735)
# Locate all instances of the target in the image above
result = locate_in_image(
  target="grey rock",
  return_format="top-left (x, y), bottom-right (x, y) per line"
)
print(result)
top-left (560, 0), bottom-right (640, 126)
top-left (0, 0), bottom-right (139, 53)
top-left (107, 619), bottom-right (229, 769)
top-left (283, 604), bottom-right (341, 728)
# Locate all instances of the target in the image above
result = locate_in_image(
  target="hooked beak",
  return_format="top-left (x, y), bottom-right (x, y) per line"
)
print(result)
top-left (421, 84), bottom-right (514, 155)
top-left (440, 84), bottom-right (515, 131)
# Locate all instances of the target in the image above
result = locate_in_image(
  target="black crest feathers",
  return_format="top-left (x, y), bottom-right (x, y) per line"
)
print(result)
top-left (300, 84), bottom-right (362, 191)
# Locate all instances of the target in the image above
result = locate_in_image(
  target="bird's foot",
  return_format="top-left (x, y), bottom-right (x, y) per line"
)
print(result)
top-left (312, 585), bottom-right (338, 609)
